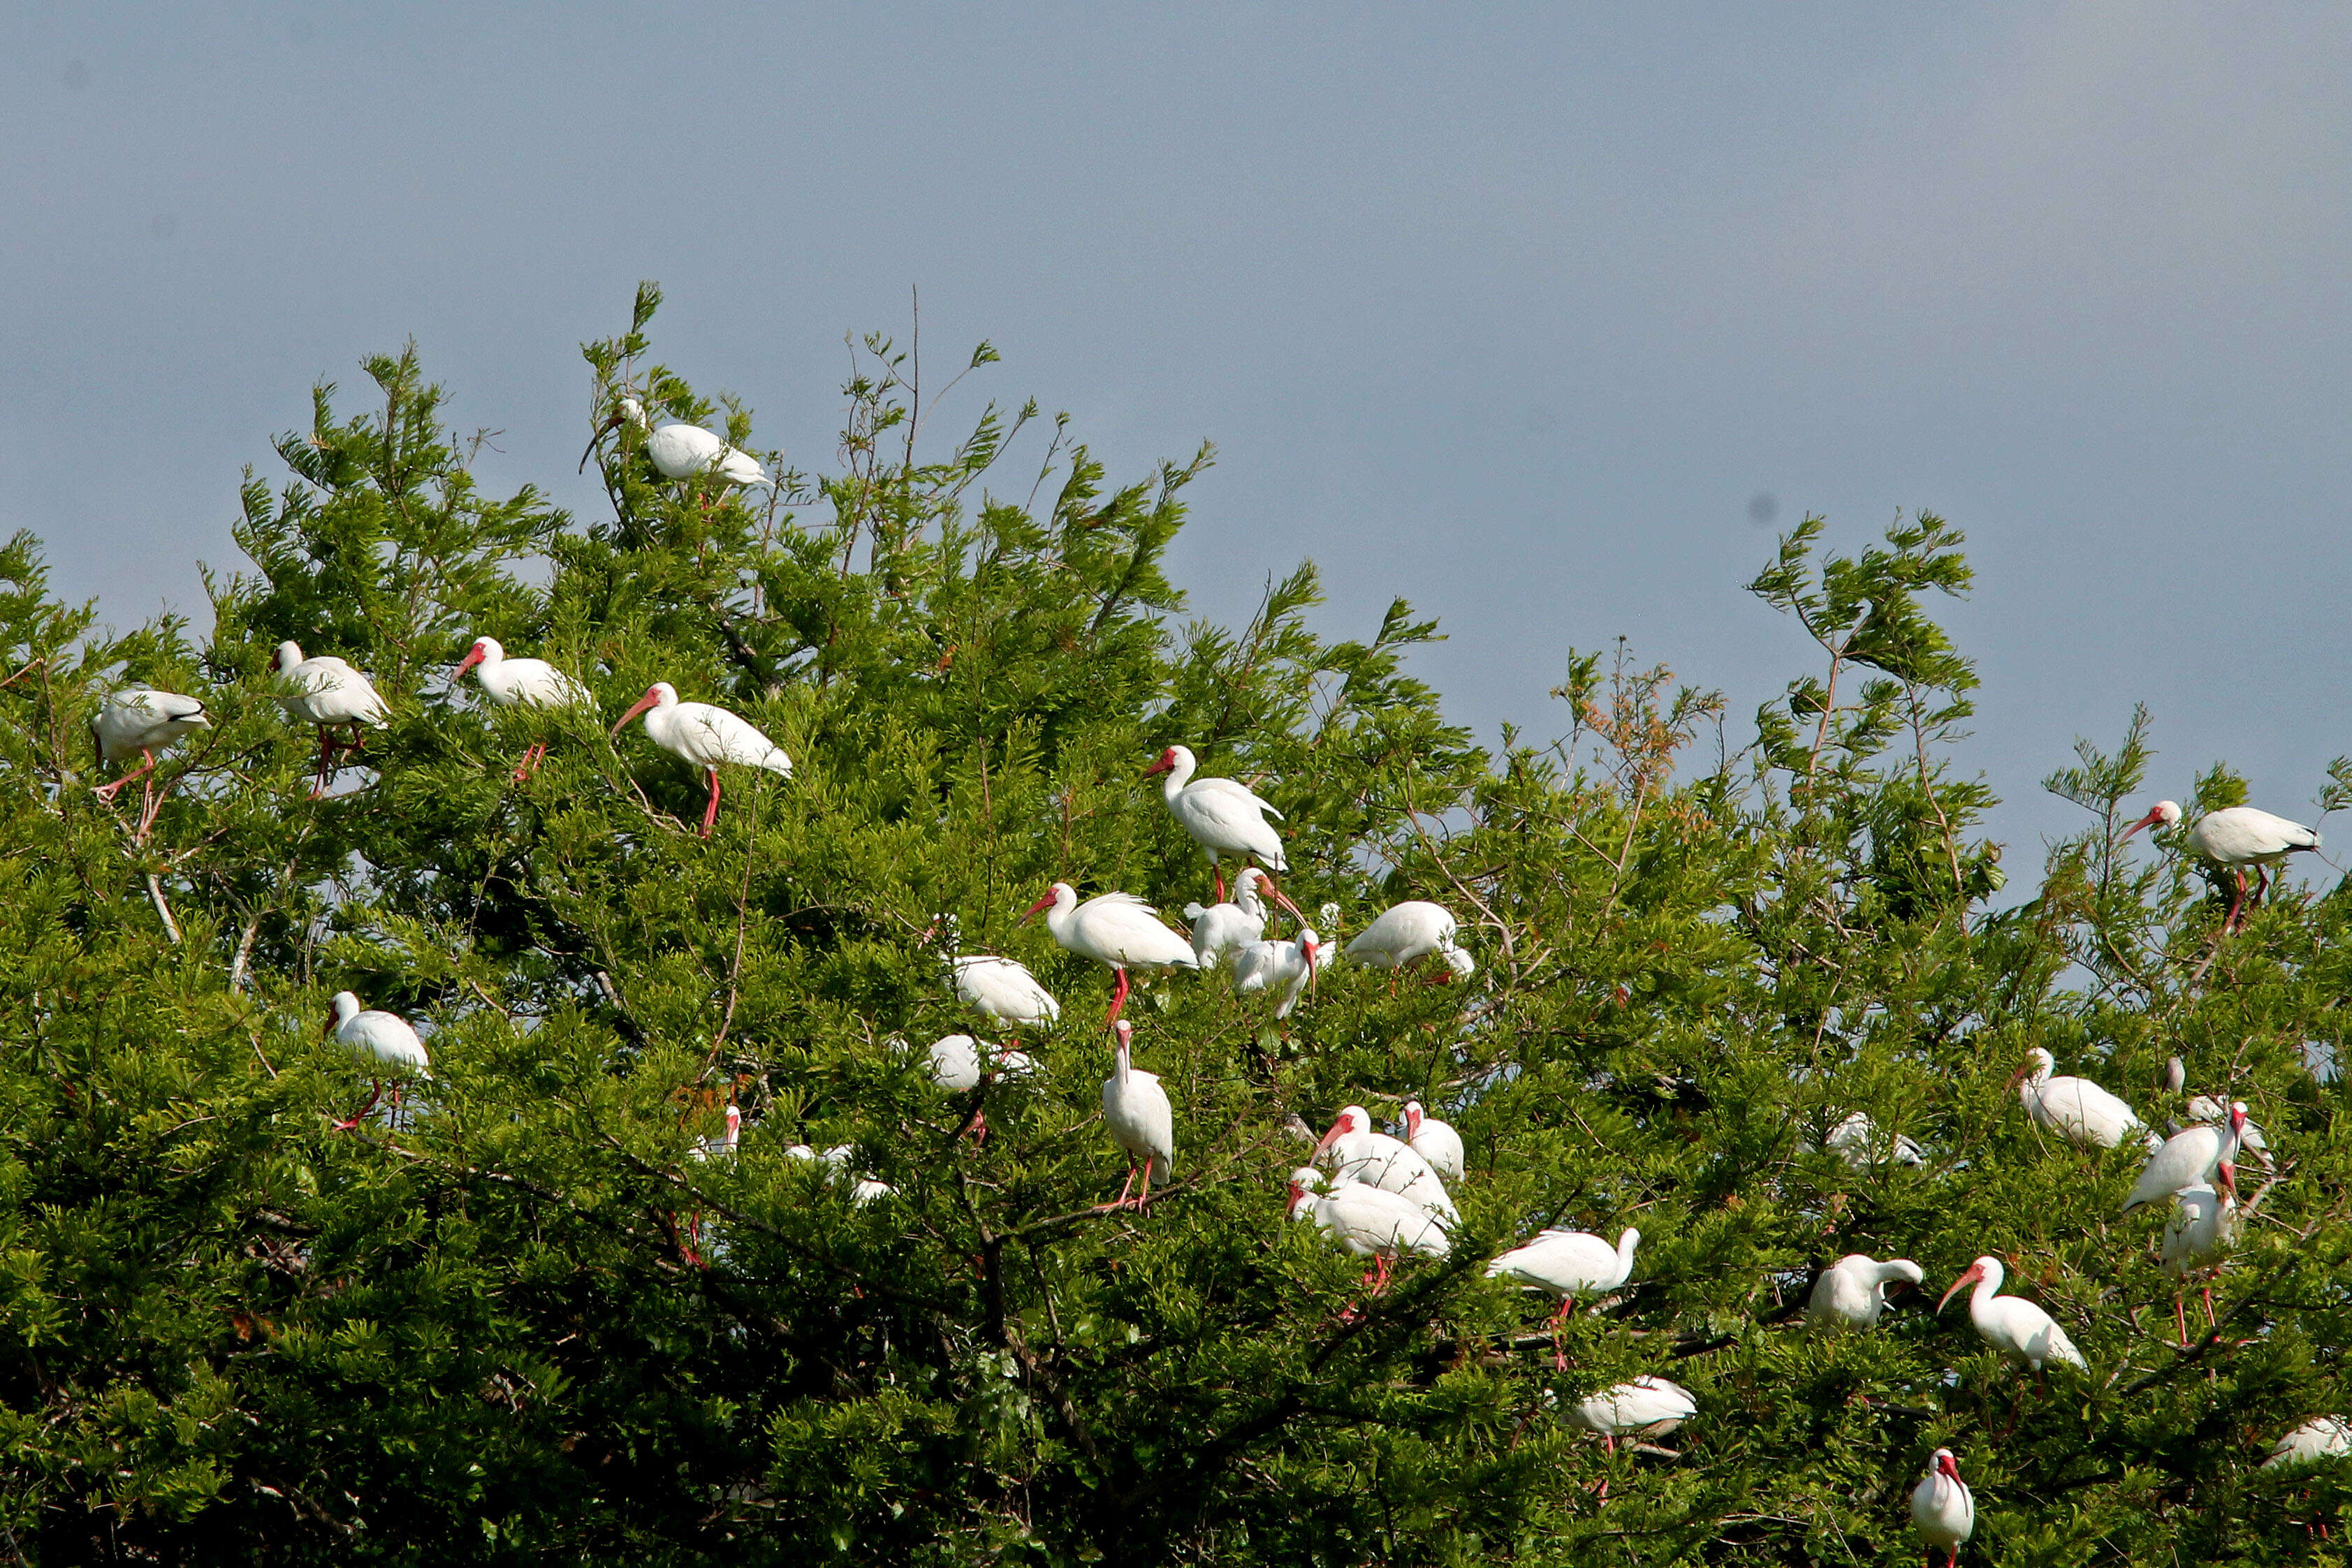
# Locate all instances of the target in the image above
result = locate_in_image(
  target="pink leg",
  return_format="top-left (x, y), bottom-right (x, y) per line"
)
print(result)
top-left (1213, 866), bottom-right (1227, 904)
top-left (1551, 1295), bottom-right (1577, 1370)
top-left (1135, 1159), bottom-right (1154, 1210)
top-left (1106, 968), bottom-right (1132, 1028)
top-left (2203, 1284), bottom-right (2216, 1327)
top-left (1111, 1162), bottom-right (1137, 1209)
top-left (312, 729), bottom-right (339, 795)
top-left (1370, 1252), bottom-right (1396, 1294)
top-left (93, 749), bottom-right (156, 802)
top-left (2176, 1293), bottom-right (2189, 1349)
top-left (2226, 870), bottom-right (2247, 932)
top-left (700, 768), bottom-right (722, 837)
top-left (333, 1080), bottom-right (384, 1131)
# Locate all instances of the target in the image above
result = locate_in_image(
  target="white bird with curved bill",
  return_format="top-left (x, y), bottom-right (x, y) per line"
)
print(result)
top-left (1287, 1167), bottom-right (1449, 1294)
top-left (2011, 1048), bottom-right (2149, 1150)
top-left (1565, 1376), bottom-right (1697, 1453)
top-left (1938, 1255), bottom-right (2086, 1372)
top-left (1487, 1226), bottom-right (1639, 1368)
top-left (1403, 1100), bottom-right (1463, 1182)
top-left (1313, 1104), bottom-right (1457, 1222)
top-left (2186, 1094), bottom-right (2269, 1159)
top-left (1910, 1448), bottom-right (1975, 1568)
top-left (1183, 866), bottom-right (1300, 968)
top-left (2124, 1101), bottom-right (2247, 1212)
top-left (691, 1104), bottom-right (741, 1161)
top-left (1021, 882), bottom-right (1198, 1030)
top-left (2121, 800), bottom-right (2322, 930)
top-left (1230, 925), bottom-right (1320, 1018)
top-left (1340, 900), bottom-right (1475, 984)
top-left (611, 682), bottom-right (791, 837)
top-left (1144, 744), bottom-right (1286, 902)
top-left (326, 990), bottom-right (430, 1129)
top-left (90, 687), bottom-right (209, 831)
top-left (452, 636), bottom-right (593, 779)
top-left (1101, 1020), bottom-right (1174, 1211)
top-left (2162, 1162), bottom-right (2240, 1347)
top-left (2263, 1416), bottom-right (2352, 1472)
top-left (1825, 1111), bottom-right (1924, 1168)
top-left (1806, 1253), bottom-right (1925, 1331)
top-left (274, 643), bottom-right (390, 794)
top-left (592, 396), bottom-right (770, 490)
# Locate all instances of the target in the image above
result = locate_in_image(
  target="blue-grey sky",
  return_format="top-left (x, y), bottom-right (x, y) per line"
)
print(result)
top-left (6, 6), bottom-right (2349, 870)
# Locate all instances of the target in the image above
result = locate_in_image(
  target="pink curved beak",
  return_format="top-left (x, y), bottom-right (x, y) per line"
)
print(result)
top-left (1937, 1452), bottom-right (1962, 1482)
top-left (1018, 892), bottom-right (1056, 924)
top-left (453, 643), bottom-right (487, 683)
top-left (1936, 1263), bottom-right (1985, 1313)
top-left (611, 687), bottom-right (662, 736)
top-left (1302, 935), bottom-right (1319, 990)
top-left (2119, 806), bottom-right (2168, 840)
top-left (1310, 1114), bottom-right (1347, 1157)
top-left (1259, 874), bottom-right (1307, 925)
top-left (1141, 748), bottom-right (1176, 779)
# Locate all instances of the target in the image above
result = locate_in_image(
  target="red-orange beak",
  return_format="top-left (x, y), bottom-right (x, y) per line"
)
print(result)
top-left (2004, 1062), bottom-right (2035, 1092)
top-left (1937, 1452), bottom-right (1962, 1482)
top-left (2119, 806), bottom-right (2168, 840)
top-left (2216, 1159), bottom-right (2238, 1197)
top-left (1936, 1263), bottom-right (1984, 1313)
top-left (1303, 936), bottom-right (1319, 990)
top-left (1310, 1115), bottom-right (1347, 1157)
top-left (453, 643), bottom-right (487, 682)
top-left (1260, 874), bottom-right (1307, 925)
top-left (1018, 892), bottom-right (1056, 925)
top-left (611, 687), bottom-right (662, 736)
top-left (1141, 747), bottom-right (1176, 779)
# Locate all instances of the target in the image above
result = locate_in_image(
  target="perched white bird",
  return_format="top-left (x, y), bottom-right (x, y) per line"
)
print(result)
top-left (930, 914), bottom-right (1061, 1034)
top-left (2263, 1416), bottom-right (2352, 1472)
top-left (810, 1145), bottom-right (894, 1206)
top-left (1403, 1100), bottom-right (1464, 1182)
top-left (691, 1104), bottom-right (742, 1161)
top-left (924, 1033), bottom-right (1036, 1092)
top-left (274, 642), bottom-right (390, 793)
top-left (1022, 882), bottom-right (1198, 1029)
top-left (326, 990), bottom-right (430, 1129)
top-left (1101, 1020), bottom-right (1175, 1210)
top-left (2012, 1048), bottom-right (2147, 1150)
top-left (1341, 900), bottom-right (1475, 981)
top-left (90, 687), bottom-right (210, 830)
top-left (1938, 1255), bottom-right (2086, 1372)
top-left (1313, 1104), bottom-right (1458, 1222)
top-left (611, 396), bottom-right (769, 488)
top-left (1910, 1449), bottom-right (1975, 1568)
top-left (1565, 1376), bottom-right (1697, 1453)
top-left (611, 682), bottom-right (791, 837)
top-left (2186, 1094), bottom-right (2270, 1158)
top-left (2124, 1102), bottom-right (2247, 1212)
top-left (1825, 1111), bottom-right (1925, 1168)
top-left (1144, 744), bottom-right (1286, 900)
top-left (2162, 1162), bottom-right (2242, 1347)
top-left (452, 635), bottom-right (593, 779)
top-left (1487, 1226), bottom-right (1640, 1368)
top-left (1806, 1254), bottom-right (1926, 1331)
top-left (2122, 800), bottom-right (2322, 930)
top-left (1230, 926), bottom-right (1320, 1018)
top-left (1183, 866), bottom-right (1292, 968)
top-left (1287, 1167), bottom-right (1449, 1291)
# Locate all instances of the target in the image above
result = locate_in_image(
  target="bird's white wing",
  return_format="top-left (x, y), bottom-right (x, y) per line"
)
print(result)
top-left (1188, 775), bottom-right (1283, 820)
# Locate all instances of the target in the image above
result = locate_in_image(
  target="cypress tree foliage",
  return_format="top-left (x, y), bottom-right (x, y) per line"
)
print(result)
top-left (1, 284), bottom-right (2349, 1564)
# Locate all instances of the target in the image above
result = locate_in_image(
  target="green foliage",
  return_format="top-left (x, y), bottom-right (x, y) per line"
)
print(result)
top-left (2, 295), bottom-right (2349, 1565)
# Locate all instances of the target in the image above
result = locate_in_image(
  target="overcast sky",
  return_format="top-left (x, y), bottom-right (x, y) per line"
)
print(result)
top-left (6, 6), bottom-right (2349, 874)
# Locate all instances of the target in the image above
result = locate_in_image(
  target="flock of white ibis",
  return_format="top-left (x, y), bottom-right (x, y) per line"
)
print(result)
top-left (85, 607), bottom-right (2342, 1555)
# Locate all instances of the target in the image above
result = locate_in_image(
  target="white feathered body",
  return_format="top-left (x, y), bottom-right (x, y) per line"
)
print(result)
top-left (1321, 1114), bottom-right (1457, 1222)
top-left (1231, 928), bottom-right (1317, 1018)
top-left (1403, 1101), bottom-right (1464, 1182)
top-left (1566, 1377), bottom-right (1695, 1441)
top-left (2124, 1111), bottom-right (2242, 1212)
top-left (92, 688), bottom-right (209, 765)
top-left (630, 684), bottom-right (791, 775)
top-left (1288, 1169), bottom-right (1449, 1261)
top-left (2192, 806), bottom-right (2320, 867)
top-left (275, 643), bottom-right (388, 728)
top-left (624, 398), bottom-right (768, 487)
top-left (1806, 1254), bottom-right (1924, 1331)
top-left (330, 991), bottom-right (430, 1074)
top-left (1185, 866), bottom-right (1272, 967)
top-left (1152, 746), bottom-right (1285, 870)
top-left (1342, 900), bottom-right (1473, 976)
top-left (2017, 1048), bottom-right (2145, 1149)
top-left (2163, 1182), bottom-right (2240, 1276)
top-left (954, 955), bottom-right (1060, 1028)
top-left (926, 1034), bottom-right (1035, 1092)
top-left (2264, 1416), bottom-right (2352, 1471)
top-left (1826, 1111), bottom-right (1924, 1168)
top-left (1910, 1453), bottom-right (1975, 1563)
top-left (1487, 1227), bottom-right (1637, 1301)
top-left (1037, 884), bottom-right (1198, 972)
top-left (1103, 1039), bottom-right (1175, 1184)
top-left (462, 638), bottom-right (592, 710)
top-left (1951, 1256), bottom-right (2085, 1371)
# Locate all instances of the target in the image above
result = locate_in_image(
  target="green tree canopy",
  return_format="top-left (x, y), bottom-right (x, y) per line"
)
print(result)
top-left (1, 284), bottom-right (2348, 1565)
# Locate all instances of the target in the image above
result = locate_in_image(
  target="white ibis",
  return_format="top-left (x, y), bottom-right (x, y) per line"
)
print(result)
top-left (924, 1033), bottom-right (1037, 1092)
top-left (1826, 1111), bottom-right (1925, 1168)
top-left (1403, 1099), bottom-right (1463, 1182)
top-left (90, 687), bottom-right (209, 832)
top-left (1021, 882), bottom-right (1198, 1029)
top-left (1183, 866), bottom-right (1301, 967)
top-left (2123, 1101), bottom-right (2247, 1212)
top-left (2263, 1416), bottom-right (2352, 1472)
top-left (1100, 1019), bottom-right (1175, 1210)
top-left (452, 636), bottom-right (593, 779)
top-left (275, 642), bottom-right (389, 793)
top-left (691, 1104), bottom-right (742, 1161)
top-left (2187, 1094), bottom-right (2270, 1159)
top-left (1486, 1226), bottom-right (1639, 1368)
top-left (1910, 1449), bottom-right (1975, 1568)
top-left (1341, 900), bottom-right (1475, 982)
top-left (1806, 1254), bottom-right (1926, 1331)
top-left (2161, 1162), bottom-right (2241, 1346)
top-left (1286, 1166), bottom-right (1449, 1292)
top-left (1313, 1104), bottom-right (1457, 1222)
top-left (1230, 925), bottom-right (1320, 1018)
top-left (2012, 1048), bottom-right (2147, 1150)
top-left (1143, 744), bottom-right (1285, 901)
top-left (607, 396), bottom-right (769, 488)
top-left (2122, 800), bottom-right (2322, 930)
top-left (326, 990), bottom-right (430, 1129)
top-left (611, 682), bottom-right (791, 837)
top-left (1565, 1376), bottom-right (1696, 1453)
top-left (1938, 1255), bottom-right (2087, 1372)
top-left (809, 1145), bottom-right (894, 1206)
top-left (930, 914), bottom-right (1061, 1035)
